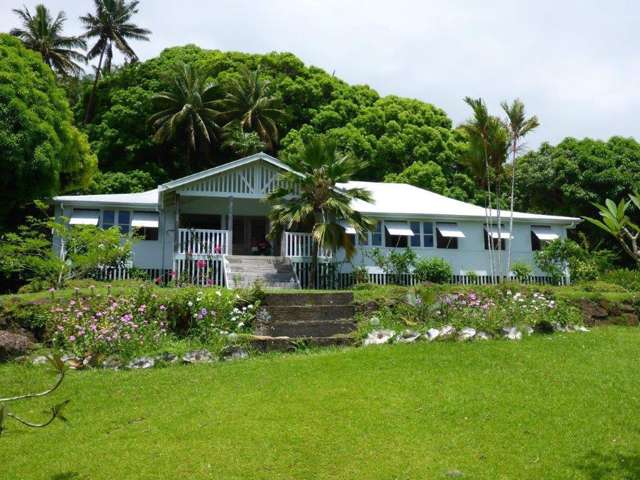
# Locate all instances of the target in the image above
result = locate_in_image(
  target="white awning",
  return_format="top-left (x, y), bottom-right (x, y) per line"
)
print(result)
top-left (436, 223), bottom-right (465, 238)
top-left (485, 228), bottom-right (512, 239)
top-left (339, 221), bottom-right (356, 235)
top-left (131, 212), bottom-right (159, 228)
top-left (385, 222), bottom-right (414, 236)
top-left (532, 226), bottom-right (559, 241)
top-left (69, 210), bottom-right (99, 225)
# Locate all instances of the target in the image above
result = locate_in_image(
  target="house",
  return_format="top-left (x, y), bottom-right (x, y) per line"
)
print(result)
top-left (52, 152), bottom-right (580, 287)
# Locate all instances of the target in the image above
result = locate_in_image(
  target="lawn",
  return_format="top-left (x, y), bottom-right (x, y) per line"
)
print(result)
top-left (2, 327), bottom-right (640, 480)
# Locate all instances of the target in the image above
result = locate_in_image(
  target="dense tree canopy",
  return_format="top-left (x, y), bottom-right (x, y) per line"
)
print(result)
top-left (514, 136), bottom-right (640, 254)
top-left (76, 45), bottom-right (468, 185)
top-left (0, 34), bottom-right (96, 229)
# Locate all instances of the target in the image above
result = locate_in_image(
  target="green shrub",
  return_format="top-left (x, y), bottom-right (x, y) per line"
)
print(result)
top-left (601, 269), bottom-right (640, 292)
top-left (534, 239), bottom-right (598, 283)
top-left (511, 262), bottom-right (533, 281)
top-left (414, 257), bottom-right (452, 284)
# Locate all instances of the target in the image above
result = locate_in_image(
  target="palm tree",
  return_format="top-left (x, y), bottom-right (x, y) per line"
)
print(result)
top-left (11, 4), bottom-right (86, 76)
top-left (460, 97), bottom-right (510, 280)
top-left (267, 136), bottom-right (374, 288)
top-left (80, 0), bottom-right (151, 123)
top-left (148, 63), bottom-right (220, 171)
top-left (222, 123), bottom-right (266, 158)
top-left (216, 67), bottom-right (285, 151)
top-left (501, 99), bottom-right (540, 276)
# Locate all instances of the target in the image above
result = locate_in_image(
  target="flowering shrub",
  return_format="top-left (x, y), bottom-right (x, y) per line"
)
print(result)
top-left (164, 287), bottom-right (259, 342)
top-left (49, 286), bottom-right (168, 358)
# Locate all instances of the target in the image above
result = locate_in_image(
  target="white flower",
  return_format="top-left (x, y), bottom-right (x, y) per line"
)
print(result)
top-left (187, 301), bottom-right (193, 307)
top-left (216, 290), bottom-right (222, 297)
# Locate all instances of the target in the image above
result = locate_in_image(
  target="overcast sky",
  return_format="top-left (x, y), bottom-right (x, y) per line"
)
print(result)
top-left (2, 0), bottom-right (638, 149)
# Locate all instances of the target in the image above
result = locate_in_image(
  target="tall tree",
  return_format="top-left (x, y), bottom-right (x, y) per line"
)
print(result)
top-left (460, 97), bottom-right (509, 279)
top-left (216, 67), bottom-right (286, 151)
top-left (10, 4), bottom-right (86, 76)
top-left (148, 63), bottom-right (220, 171)
top-left (80, 0), bottom-right (150, 123)
top-left (222, 124), bottom-right (266, 158)
top-left (268, 136), bottom-right (374, 288)
top-left (501, 99), bottom-right (540, 274)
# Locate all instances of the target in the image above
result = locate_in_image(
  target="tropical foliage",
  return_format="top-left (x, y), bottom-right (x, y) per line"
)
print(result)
top-left (0, 34), bottom-right (96, 228)
top-left (80, 0), bottom-right (151, 122)
top-left (268, 136), bottom-right (374, 287)
top-left (10, 4), bottom-right (86, 76)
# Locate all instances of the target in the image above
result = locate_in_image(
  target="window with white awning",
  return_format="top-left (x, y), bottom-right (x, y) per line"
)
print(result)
top-left (339, 221), bottom-right (356, 235)
top-left (436, 223), bottom-right (463, 249)
top-left (385, 222), bottom-right (415, 236)
top-left (531, 226), bottom-right (559, 241)
top-left (531, 225), bottom-right (558, 251)
top-left (484, 226), bottom-right (510, 250)
top-left (132, 212), bottom-right (159, 240)
top-left (69, 210), bottom-right (100, 226)
top-left (131, 212), bottom-right (159, 228)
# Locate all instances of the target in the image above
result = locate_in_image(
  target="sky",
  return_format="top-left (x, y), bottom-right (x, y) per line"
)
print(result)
top-left (1, 0), bottom-right (638, 149)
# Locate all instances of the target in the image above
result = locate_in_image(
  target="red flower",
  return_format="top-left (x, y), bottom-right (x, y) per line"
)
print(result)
top-left (196, 259), bottom-right (207, 269)
top-left (169, 271), bottom-right (176, 278)
top-left (154, 276), bottom-right (162, 284)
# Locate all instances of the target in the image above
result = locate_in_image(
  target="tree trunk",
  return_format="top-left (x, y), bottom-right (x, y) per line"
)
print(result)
top-left (83, 46), bottom-right (106, 124)
top-left (506, 137), bottom-right (519, 278)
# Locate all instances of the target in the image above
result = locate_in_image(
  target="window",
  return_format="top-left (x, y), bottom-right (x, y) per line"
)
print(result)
top-left (530, 225), bottom-right (558, 251)
top-left (371, 222), bottom-right (383, 246)
top-left (410, 222), bottom-right (421, 247)
top-left (484, 231), bottom-right (506, 251)
top-left (131, 212), bottom-right (159, 241)
top-left (69, 209), bottom-right (99, 226)
top-left (436, 223), bottom-right (464, 249)
top-left (102, 210), bottom-right (115, 229)
top-left (117, 211), bottom-right (131, 234)
top-left (422, 222), bottom-right (434, 247)
top-left (385, 229), bottom-right (408, 248)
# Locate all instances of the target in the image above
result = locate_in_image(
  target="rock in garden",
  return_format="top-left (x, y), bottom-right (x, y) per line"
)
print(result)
top-left (0, 330), bottom-right (33, 361)
top-left (369, 316), bottom-right (381, 327)
top-left (426, 328), bottom-right (441, 341)
top-left (439, 325), bottom-right (456, 340)
top-left (127, 356), bottom-right (155, 369)
top-left (102, 355), bottom-right (123, 369)
top-left (476, 331), bottom-right (491, 341)
top-left (552, 322), bottom-right (569, 333)
top-left (534, 320), bottom-right (555, 334)
top-left (503, 327), bottom-right (522, 341)
top-left (524, 326), bottom-right (535, 336)
top-left (61, 354), bottom-right (83, 369)
top-left (363, 330), bottom-right (395, 346)
top-left (573, 325), bottom-right (591, 332)
top-left (182, 350), bottom-right (214, 364)
top-left (458, 327), bottom-right (476, 341)
top-left (397, 329), bottom-right (420, 343)
top-left (220, 345), bottom-right (249, 361)
top-left (31, 355), bottom-right (49, 365)
top-left (156, 352), bottom-right (179, 363)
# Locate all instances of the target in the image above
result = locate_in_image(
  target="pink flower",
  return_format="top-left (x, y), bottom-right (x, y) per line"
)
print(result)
top-left (196, 259), bottom-right (207, 269)
top-left (159, 305), bottom-right (166, 311)
top-left (213, 244), bottom-right (222, 254)
top-left (68, 335), bottom-right (76, 342)
top-left (170, 271), bottom-right (176, 278)
top-left (154, 276), bottom-right (162, 284)
top-left (206, 279), bottom-right (214, 285)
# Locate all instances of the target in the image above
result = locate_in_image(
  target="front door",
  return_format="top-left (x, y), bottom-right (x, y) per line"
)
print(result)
top-left (232, 216), bottom-right (271, 255)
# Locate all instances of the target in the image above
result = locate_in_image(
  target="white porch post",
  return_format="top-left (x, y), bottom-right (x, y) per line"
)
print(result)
top-left (227, 196), bottom-right (233, 255)
top-left (174, 193), bottom-right (180, 254)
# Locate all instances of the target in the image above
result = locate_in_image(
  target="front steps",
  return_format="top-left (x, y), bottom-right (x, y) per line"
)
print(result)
top-left (223, 255), bottom-right (299, 289)
top-left (252, 292), bottom-right (357, 350)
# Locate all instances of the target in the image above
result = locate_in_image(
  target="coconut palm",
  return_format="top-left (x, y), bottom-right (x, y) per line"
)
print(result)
top-left (267, 136), bottom-right (374, 288)
top-left (216, 67), bottom-right (285, 151)
top-left (11, 4), bottom-right (86, 76)
top-left (148, 63), bottom-right (220, 171)
top-left (460, 97), bottom-right (510, 280)
top-left (80, 0), bottom-right (151, 123)
top-left (501, 99), bottom-right (540, 275)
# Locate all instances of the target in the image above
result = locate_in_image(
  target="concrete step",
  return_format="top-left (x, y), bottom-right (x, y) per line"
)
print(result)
top-left (264, 319), bottom-right (357, 337)
top-left (263, 292), bottom-right (353, 306)
top-left (224, 255), bottom-right (299, 290)
top-left (265, 305), bottom-right (355, 322)
top-left (249, 334), bottom-right (355, 352)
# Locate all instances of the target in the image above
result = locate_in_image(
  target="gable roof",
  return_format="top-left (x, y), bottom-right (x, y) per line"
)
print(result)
top-left (157, 152), bottom-right (297, 194)
top-left (339, 181), bottom-right (580, 224)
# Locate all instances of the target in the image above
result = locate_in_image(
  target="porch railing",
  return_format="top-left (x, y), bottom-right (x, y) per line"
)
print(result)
top-left (282, 232), bottom-right (332, 258)
top-left (177, 228), bottom-right (229, 257)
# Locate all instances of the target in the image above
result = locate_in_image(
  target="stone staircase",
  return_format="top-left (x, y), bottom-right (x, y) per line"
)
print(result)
top-left (223, 255), bottom-right (299, 289)
top-left (252, 292), bottom-right (357, 351)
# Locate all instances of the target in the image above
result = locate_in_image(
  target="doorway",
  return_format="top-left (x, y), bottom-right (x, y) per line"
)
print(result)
top-left (232, 216), bottom-right (271, 255)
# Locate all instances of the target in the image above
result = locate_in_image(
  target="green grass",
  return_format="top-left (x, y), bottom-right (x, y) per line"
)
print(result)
top-left (2, 327), bottom-right (640, 479)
